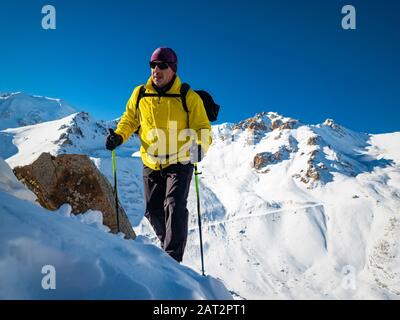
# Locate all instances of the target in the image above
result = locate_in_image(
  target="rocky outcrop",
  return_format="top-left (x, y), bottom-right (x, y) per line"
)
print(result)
top-left (253, 146), bottom-right (291, 172)
top-left (54, 112), bottom-right (90, 146)
top-left (300, 165), bottom-right (320, 184)
top-left (307, 135), bottom-right (320, 146)
top-left (233, 112), bottom-right (299, 137)
top-left (323, 119), bottom-right (346, 137)
top-left (232, 112), bottom-right (270, 133)
top-left (13, 152), bottom-right (136, 239)
top-left (270, 118), bottom-right (298, 131)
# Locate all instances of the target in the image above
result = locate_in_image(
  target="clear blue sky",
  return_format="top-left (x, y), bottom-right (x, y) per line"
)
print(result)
top-left (0, 0), bottom-right (399, 133)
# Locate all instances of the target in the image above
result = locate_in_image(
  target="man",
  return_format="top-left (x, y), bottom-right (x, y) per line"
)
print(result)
top-left (106, 47), bottom-right (212, 262)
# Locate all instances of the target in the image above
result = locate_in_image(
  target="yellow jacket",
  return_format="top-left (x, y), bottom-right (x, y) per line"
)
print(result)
top-left (115, 76), bottom-right (212, 170)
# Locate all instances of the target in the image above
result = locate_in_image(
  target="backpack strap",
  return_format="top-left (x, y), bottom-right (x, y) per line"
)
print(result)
top-left (136, 83), bottom-right (191, 113)
top-left (180, 83), bottom-right (190, 113)
top-left (135, 85), bottom-right (146, 111)
top-left (133, 86), bottom-right (146, 134)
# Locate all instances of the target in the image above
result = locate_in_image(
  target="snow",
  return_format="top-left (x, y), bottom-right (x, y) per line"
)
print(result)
top-left (368, 132), bottom-right (400, 162)
top-left (184, 120), bottom-right (400, 299)
top-left (0, 157), bottom-right (232, 299)
top-left (0, 92), bottom-right (77, 130)
top-left (1, 94), bottom-right (400, 300)
top-left (137, 117), bottom-right (400, 299)
top-left (0, 157), bottom-right (37, 202)
top-left (2, 115), bottom-right (76, 167)
top-left (2, 111), bottom-right (140, 168)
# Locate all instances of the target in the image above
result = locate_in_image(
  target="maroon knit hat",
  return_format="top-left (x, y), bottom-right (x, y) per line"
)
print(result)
top-left (150, 47), bottom-right (178, 73)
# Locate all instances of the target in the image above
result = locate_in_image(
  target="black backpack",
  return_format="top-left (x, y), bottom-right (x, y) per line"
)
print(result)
top-left (135, 83), bottom-right (220, 123)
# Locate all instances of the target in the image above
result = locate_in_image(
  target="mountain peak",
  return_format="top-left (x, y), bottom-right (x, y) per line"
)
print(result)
top-left (0, 92), bottom-right (77, 130)
top-left (323, 118), bottom-right (340, 128)
top-left (233, 111), bottom-right (300, 134)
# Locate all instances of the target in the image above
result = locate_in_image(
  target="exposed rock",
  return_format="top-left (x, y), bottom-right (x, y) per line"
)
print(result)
top-left (307, 149), bottom-right (318, 164)
top-left (270, 118), bottom-right (283, 130)
top-left (295, 149), bottom-right (324, 184)
top-left (232, 112), bottom-right (299, 139)
top-left (307, 136), bottom-right (320, 146)
top-left (323, 118), bottom-right (346, 137)
top-left (300, 166), bottom-right (320, 183)
top-left (232, 112), bottom-right (270, 134)
top-left (253, 146), bottom-right (291, 172)
top-left (253, 153), bottom-right (271, 171)
top-left (279, 119), bottom-right (298, 130)
top-left (234, 118), bottom-right (269, 144)
top-left (234, 113), bottom-right (274, 144)
top-left (323, 118), bottom-right (338, 128)
top-left (13, 152), bottom-right (135, 239)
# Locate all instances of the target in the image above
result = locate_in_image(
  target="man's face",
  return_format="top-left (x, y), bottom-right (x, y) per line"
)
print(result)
top-left (151, 61), bottom-right (175, 87)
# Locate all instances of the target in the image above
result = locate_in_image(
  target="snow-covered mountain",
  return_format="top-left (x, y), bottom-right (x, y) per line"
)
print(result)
top-left (0, 92), bottom-right (77, 130)
top-left (182, 112), bottom-right (400, 299)
top-left (1, 93), bottom-right (399, 299)
top-left (1, 111), bottom-right (140, 168)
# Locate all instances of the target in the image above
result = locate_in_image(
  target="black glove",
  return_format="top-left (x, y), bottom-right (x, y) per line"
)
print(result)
top-left (106, 128), bottom-right (123, 151)
top-left (189, 144), bottom-right (204, 163)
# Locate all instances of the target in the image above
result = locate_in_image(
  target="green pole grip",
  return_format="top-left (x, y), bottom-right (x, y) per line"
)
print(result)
top-left (112, 150), bottom-right (117, 176)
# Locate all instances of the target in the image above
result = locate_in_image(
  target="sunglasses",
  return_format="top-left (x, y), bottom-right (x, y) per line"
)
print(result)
top-left (149, 61), bottom-right (171, 70)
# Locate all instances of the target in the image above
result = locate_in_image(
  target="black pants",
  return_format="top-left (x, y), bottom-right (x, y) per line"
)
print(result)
top-left (143, 163), bottom-right (194, 262)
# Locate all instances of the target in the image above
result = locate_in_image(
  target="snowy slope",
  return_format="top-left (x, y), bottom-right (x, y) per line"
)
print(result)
top-left (2, 111), bottom-right (140, 168)
top-left (2, 101), bottom-right (400, 299)
top-left (0, 92), bottom-right (77, 130)
top-left (180, 114), bottom-right (400, 299)
top-left (0, 157), bottom-right (231, 300)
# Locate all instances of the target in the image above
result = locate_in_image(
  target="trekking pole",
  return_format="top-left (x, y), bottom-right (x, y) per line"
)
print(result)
top-left (194, 163), bottom-right (205, 276)
top-left (111, 150), bottom-right (120, 234)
